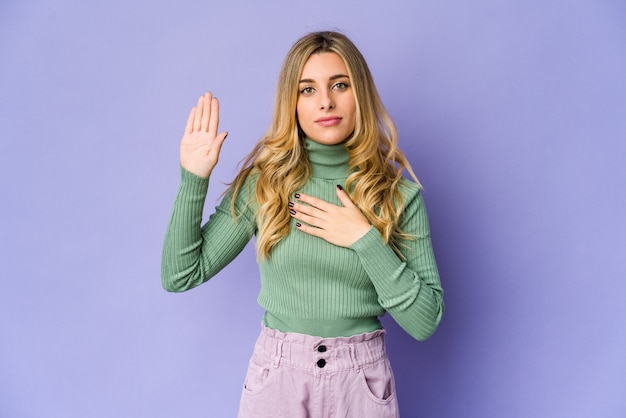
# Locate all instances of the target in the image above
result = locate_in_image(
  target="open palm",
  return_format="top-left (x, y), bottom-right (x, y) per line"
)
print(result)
top-left (180, 92), bottom-right (228, 178)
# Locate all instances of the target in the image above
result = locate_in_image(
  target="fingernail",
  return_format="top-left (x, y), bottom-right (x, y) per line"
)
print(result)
top-left (288, 202), bottom-right (294, 208)
top-left (296, 222), bottom-right (302, 228)
top-left (289, 209), bottom-right (296, 216)
top-left (294, 193), bottom-right (301, 199)
top-left (336, 184), bottom-right (344, 191)
top-left (224, 132), bottom-right (229, 140)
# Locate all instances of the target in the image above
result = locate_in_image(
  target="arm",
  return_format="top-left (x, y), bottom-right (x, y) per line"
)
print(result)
top-left (349, 187), bottom-right (444, 341)
top-left (161, 92), bottom-right (255, 291)
top-left (290, 184), bottom-right (444, 340)
top-left (161, 169), bottom-right (256, 292)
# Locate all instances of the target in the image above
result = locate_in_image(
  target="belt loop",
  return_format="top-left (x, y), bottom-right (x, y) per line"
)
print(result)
top-left (349, 343), bottom-right (359, 372)
top-left (272, 338), bottom-right (283, 368)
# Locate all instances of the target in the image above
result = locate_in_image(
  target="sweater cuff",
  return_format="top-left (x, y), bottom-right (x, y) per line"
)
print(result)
top-left (180, 166), bottom-right (210, 194)
top-left (350, 227), bottom-right (403, 276)
top-left (350, 228), bottom-right (420, 305)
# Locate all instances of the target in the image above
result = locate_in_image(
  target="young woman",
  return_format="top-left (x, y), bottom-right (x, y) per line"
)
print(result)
top-left (162, 31), bottom-right (444, 417)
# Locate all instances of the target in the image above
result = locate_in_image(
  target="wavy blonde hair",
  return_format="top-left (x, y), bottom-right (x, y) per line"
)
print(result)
top-left (229, 31), bottom-right (420, 259)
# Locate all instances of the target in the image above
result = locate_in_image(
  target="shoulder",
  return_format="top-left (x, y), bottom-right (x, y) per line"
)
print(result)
top-left (227, 169), bottom-right (258, 198)
top-left (240, 169), bottom-right (259, 191)
top-left (396, 177), bottom-right (423, 206)
top-left (394, 177), bottom-right (430, 225)
top-left (219, 170), bottom-right (260, 216)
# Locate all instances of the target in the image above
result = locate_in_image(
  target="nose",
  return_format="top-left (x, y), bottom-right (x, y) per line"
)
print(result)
top-left (319, 89), bottom-right (334, 110)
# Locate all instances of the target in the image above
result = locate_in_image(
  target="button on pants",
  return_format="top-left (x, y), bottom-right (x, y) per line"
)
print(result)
top-left (237, 325), bottom-right (399, 418)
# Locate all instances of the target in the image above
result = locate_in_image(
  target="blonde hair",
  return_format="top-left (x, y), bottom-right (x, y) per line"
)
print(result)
top-left (229, 31), bottom-right (420, 259)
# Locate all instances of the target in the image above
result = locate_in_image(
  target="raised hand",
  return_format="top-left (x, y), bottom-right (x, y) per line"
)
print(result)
top-left (289, 186), bottom-right (372, 248)
top-left (180, 92), bottom-right (229, 178)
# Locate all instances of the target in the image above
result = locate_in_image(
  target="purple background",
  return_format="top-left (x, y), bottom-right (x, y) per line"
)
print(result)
top-left (1, 1), bottom-right (625, 417)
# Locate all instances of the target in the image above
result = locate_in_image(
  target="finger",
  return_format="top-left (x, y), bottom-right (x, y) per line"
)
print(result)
top-left (193, 95), bottom-right (204, 132)
top-left (208, 131), bottom-right (229, 160)
top-left (201, 92), bottom-right (212, 132)
top-left (335, 185), bottom-right (355, 208)
top-left (290, 204), bottom-right (323, 228)
top-left (295, 222), bottom-right (325, 238)
top-left (184, 107), bottom-right (196, 135)
top-left (289, 209), bottom-right (320, 228)
top-left (294, 193), bottom-right (331, 212)
top-left (290, 200), bottom-right (328, 223)
top-left (208, 96), bottom-right (219, 137)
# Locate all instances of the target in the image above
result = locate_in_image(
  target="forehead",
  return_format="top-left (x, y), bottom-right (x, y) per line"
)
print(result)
top-left (300, 52), bottom-right (349, 80)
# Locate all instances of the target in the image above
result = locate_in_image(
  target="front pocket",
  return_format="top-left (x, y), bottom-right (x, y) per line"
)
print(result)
top-left (359, 359), bottom-right (397, 404)
top-left (242, 360), bottom-right (272, 395)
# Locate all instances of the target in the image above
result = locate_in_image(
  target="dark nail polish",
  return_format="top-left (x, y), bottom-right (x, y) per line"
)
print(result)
top-left (336, 184), bottom-right (344, 191)
top-left (290, 209), bottom-right (296, 216)
top-left (288, 202), bottom-right (294, 208)
top-left (296, 222), bottom-right (302, 228)
top-left (294, 193), bottom-right (301, 199)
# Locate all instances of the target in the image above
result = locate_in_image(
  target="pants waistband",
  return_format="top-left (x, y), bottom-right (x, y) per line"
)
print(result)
top-left (253, 324), bottom-right (387, 373)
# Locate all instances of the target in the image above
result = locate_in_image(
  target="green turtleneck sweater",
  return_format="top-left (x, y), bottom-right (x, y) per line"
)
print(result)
top-left (162, 139), bottom-right (444, 340)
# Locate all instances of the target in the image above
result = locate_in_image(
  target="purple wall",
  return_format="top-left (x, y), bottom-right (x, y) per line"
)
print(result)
top-left (1, 1), bottom-right (624, 417)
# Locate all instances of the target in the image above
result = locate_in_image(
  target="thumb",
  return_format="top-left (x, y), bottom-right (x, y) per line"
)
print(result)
top-left (210, 131), bottom-right (229, 156)
top-left (335, 184), bottom-right (355, 207)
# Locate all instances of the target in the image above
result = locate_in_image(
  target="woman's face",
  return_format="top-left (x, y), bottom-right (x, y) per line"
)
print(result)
top-left (296, 52), bottom-right (356, 145)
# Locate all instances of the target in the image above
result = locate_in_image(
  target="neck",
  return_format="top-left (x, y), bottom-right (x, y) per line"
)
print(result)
top-left (305, 138), bottom-right (350, 180)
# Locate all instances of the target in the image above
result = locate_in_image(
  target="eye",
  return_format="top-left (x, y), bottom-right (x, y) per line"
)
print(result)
top-left (332, 82), bottom-right (349, 91)
top-left (300, 86), bottom-right (315, 95)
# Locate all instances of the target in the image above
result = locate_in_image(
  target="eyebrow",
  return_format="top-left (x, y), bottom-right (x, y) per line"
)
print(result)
top-left (298, 74), bottom-right (350, 84)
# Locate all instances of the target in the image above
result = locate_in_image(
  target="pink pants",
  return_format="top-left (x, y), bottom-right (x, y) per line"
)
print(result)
top-left (237, 325), bottom-right (399, 418)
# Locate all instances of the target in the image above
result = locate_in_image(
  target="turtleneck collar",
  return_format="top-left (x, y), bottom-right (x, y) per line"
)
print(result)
top-left (305, 138), bottom-right (350, 180)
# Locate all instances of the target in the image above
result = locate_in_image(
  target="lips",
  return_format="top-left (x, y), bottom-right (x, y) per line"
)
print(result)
top-left (315, 116), bottom-right (342, 127)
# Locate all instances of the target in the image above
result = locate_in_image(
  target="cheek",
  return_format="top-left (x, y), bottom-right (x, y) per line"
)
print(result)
top-left (347, 102), bottom-right (357, 128)
top-left (344, 96), bottom-right (357, 118)
top-left (296, 104), bottom-right (312, 126)
top-left (295, 102), bottom-right (305, 121)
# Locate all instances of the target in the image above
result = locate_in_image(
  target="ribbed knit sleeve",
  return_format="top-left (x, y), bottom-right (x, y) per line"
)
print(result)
top-left (161, 167), bottom-right (256, 292)
top-left (350, 185), bottom-right (444, 340)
